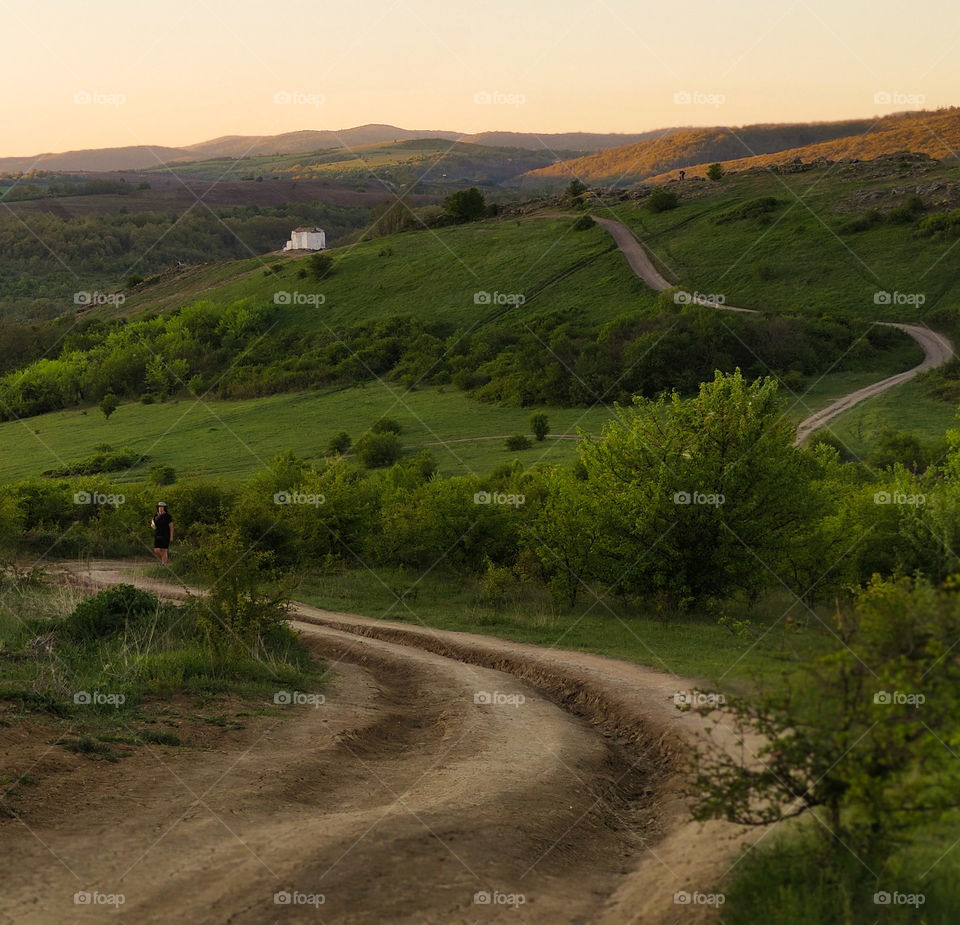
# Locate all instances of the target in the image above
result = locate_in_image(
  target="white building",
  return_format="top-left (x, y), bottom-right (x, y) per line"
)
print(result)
top-left (283, 227), bottom-right (326, 251)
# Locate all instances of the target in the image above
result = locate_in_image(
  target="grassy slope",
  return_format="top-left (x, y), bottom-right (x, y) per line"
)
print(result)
top-left (604, 164), bottom-right (960, 321)
top-left (117, 216), bottom-right (658, 326)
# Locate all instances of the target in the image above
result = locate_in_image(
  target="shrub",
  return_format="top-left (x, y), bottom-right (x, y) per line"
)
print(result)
top-left (530, 412), bottom-right (550, 441)
top-left (706, 162), bottom-right (725, 181)
top-left (371, 417), bottom-right (402, 435)
top-left (62, 584), bottom-right (161, 642)
top-left (646, 188), bottom-right (679, 213)
top-left (505, 434), bottom-right (531, 451)
top-left (150, 464), bottom-right (177, 486)
top-left (354, 432), bottom-right (402, 468)
top-left (327, 431), bottom-right (352, 455)
top-left (572, 214), bottom-right (595, 231)
top-left (308, 252), bottom-right (333, 279)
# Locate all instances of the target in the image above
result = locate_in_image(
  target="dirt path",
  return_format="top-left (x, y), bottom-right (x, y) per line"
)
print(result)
top-left (792, 322), bottom-right (954, 444)
top-left (590, 215), bottom-right (954, 443)
top-left (0, 560), bottom-right (758, 924)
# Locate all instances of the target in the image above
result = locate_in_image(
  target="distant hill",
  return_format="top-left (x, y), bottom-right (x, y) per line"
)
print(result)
top-left (639, 108), bottom-right (960, 182)
top-left (457, 129), bottom-right (673, 151)
top-left (523, 117), bottom-right (888, 185)
top-left (0, 124), bottom-right (666, 174)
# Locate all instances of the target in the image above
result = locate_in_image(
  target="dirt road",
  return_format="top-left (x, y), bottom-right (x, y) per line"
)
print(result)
top-left (0, 560), bottom-right (756, 924)
top-left (590, 216), bottom-right (954, 442)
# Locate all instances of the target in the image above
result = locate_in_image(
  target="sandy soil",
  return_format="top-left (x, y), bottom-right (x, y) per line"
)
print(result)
top-left (0, 560), bottom-right (760, 924)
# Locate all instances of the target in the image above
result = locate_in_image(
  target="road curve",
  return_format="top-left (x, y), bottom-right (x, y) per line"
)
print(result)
top-left (793, 323), bottom-right (954, 445)
top-left (590, 215), bottom-right (954, 441)
top-left (16, 559), bottom-right (761, 925)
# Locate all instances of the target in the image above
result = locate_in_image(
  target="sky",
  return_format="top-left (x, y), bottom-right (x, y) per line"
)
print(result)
top-left (1, 0), bottom-right (956, 155)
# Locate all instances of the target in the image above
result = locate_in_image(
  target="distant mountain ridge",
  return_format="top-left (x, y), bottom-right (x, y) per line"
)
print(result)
top-left (0, 124), bottom-right (666, 174)
top-left (524, 110), bottom-right (960, 185)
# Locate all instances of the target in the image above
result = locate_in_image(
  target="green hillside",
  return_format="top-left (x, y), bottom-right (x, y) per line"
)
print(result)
top-left (116, 216), bottom-right (656, 326)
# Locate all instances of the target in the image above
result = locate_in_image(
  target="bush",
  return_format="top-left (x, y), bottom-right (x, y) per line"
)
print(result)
top-left (308, 252), bottom-right (333, 280)
top-left (62, 584), bottom-right (162, 642)
top-left (355, 432), bottom-right (402, 468)
top-left (706, 162), bottom-right (725, 181)
top-left (505, 434), bottom-right (531, 451)
top-left (572, 214), bottom-right (595, 231)
top-left (150, 464), bottom-right (177, 486)
top-left (371, 417), bottom-right (402, 435)
top-left (647, 188), bottom-right (679, 213)
top-left (327, 431), bottom-right (352, 455)
top-left (530, 412), bottom-right (550, 441)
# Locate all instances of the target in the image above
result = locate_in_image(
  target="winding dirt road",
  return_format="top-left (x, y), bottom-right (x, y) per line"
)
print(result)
top-left (0, 560), bottom-right (757, 924)
top-left (590, 215), bottom-right (954, 443)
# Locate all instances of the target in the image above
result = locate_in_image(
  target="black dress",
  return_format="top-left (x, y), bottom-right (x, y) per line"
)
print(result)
top-left (153, 512), bottom-right (173, 549)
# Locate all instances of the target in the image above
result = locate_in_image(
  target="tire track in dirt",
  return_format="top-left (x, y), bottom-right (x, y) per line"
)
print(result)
top-left (1, 560), bottom-right (762, 924)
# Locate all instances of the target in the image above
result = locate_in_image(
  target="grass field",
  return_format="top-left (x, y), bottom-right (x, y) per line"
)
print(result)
top-left (0, 339), bottom-right (939, 485)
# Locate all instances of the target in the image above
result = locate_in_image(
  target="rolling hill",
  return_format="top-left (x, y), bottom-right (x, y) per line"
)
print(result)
top-left (0, 124), bottom-right (661, 175)
top-left (522, 114), bottom-right (946, 186)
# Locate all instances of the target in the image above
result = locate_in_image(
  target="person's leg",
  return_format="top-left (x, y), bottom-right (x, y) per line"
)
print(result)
top-left (153, 546), bottom-right (161, 561)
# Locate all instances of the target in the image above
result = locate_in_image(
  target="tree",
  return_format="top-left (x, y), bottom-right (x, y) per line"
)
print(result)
top-left (371, 417), bottom-right (402, 435)
top-left (99, 393), bottom-right (119, 421)
top-left (529, 412), bottom-right (550, 441)
top-left (443, 187), bottom-right (486, 223)
top-left (354, 431), bottom-right (402, 468)
top-left (308, 252), bottom-right (333, 280)
top-left (565, 179), bottom-right (588, 207)
top-left (707, 162), bottom-right (725, 181)
top-left (505, 434), bottom-right (530, 451)
top-left (327, 431), bottom-right (352, 456)
top-left (692, 576), bottom-right (960, 865)
top-left (579, 370), bottom-right (818, 609)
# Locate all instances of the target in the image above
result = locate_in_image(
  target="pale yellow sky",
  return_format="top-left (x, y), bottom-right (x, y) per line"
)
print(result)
top-left (1, 0), bottom-right (956, 155)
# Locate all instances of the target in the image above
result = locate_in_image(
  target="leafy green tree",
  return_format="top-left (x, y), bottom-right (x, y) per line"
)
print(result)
top-left (327, 431), bottom-right (352, 455)
top-left (443, 187), bottom-right (486, 223)
top-left (99, 393), bottom-right (119, 421)
top-left (354, 431), bottom-right (402, 468)
top-left (371, 417), bottom-right (402, 435)
top-left (505, 434), bottom-right (531, 451)
top-left (693, 576), bottom-right (960, 865)
top-left (579, 370), bottom-right (817, 609)
top-left (707, 162), bottom-right (725, 181)
top-left (529, 412), bottom-right (550, 441)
